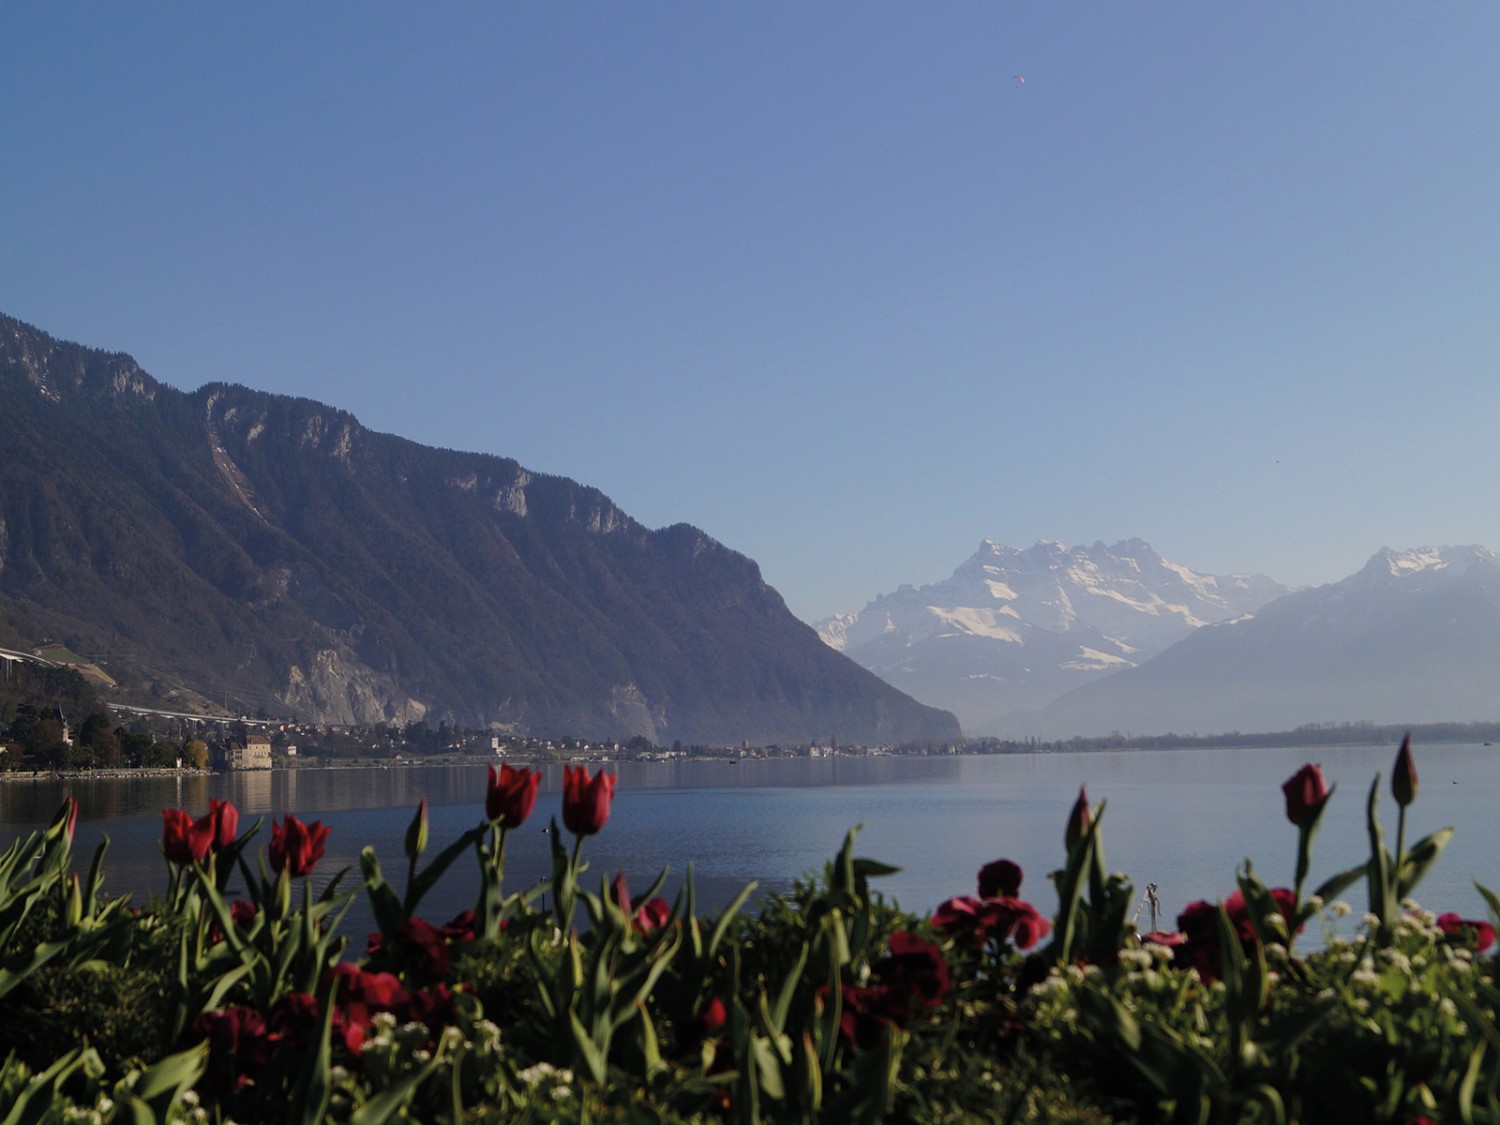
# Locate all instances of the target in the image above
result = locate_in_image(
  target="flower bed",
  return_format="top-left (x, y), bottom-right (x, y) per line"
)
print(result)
top-left (1, 744), bottom-right (1497, 1123)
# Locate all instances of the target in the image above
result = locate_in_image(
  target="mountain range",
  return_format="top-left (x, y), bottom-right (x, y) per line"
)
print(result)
top-left (821, 540), bottom-right (1500, 739)
top-left (818, 539), bottom-right (1290, 733)
top-left (1020, 544), bottom-right (1500, 738)
top-left (0, 312), bottom-right (960, 745)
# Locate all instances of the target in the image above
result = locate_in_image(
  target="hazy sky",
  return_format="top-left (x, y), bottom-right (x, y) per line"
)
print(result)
top-left (5, 4), bottom-right (1499, 622)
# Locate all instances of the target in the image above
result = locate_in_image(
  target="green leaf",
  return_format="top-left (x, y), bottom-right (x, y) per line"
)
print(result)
top-left (570, 1008), bottom-right (609, 1085)
top-left (128, 1041), bottom-right (210, 1111)
top-left (1366, 774), bottom-right (1395, 928)
top-left (349, 1044), bottom-right (447, 1125)
top-left (771, 942), bottom-right (809, 1033)
top-left (751, 1033), bottom-right (786, 1101)
top-left (1396, 826), bottom-right (1454, 901)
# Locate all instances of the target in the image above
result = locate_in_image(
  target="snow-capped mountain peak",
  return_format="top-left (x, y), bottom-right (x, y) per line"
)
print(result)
top-left (815, 539), bottom-right (1291, 732)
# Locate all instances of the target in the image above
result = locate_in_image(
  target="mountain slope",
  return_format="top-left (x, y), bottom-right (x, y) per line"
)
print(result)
top-left (0, 313), bottom-right (960, 744)
top-left (817, 539), bottom-right (1288, 733)
top-left (1019, 546), bottom-right (1500, 738)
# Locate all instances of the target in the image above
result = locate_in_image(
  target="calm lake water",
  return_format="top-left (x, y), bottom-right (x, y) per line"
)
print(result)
top-left (4, 744), bottom-right (1498, 934)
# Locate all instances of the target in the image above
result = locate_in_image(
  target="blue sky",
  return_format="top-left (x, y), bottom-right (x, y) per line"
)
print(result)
top-left (4, 4), bottom-right (1499, 621)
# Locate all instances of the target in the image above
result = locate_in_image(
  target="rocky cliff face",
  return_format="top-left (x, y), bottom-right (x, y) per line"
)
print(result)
top-left (0, 313), bottom-right (960, 744)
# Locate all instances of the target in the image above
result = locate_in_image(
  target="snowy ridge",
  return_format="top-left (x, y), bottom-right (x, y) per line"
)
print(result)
top-left (815, 539), bottom-right (1291, 734)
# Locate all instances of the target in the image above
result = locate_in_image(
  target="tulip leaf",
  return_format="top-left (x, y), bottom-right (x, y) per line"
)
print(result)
top-left (349, 1044), bottom-right (447, 1125)
top-left (1365, 775), bottom-right (1395, 928)
top-left (1310, 859), bottom-right (1370, 912)
top-left (570, 1009), bottom-right (609, 1085)
top-left (771, 942), bottom-right (809, 1033)
top-left (1397, 826), bottom-right (1454, 900)
top-left (129, 1041), bottom-right (209, 1109)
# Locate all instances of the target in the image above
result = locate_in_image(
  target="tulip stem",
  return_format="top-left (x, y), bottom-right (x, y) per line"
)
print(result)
top-left (1394, 804), bottom-right (1408, 894)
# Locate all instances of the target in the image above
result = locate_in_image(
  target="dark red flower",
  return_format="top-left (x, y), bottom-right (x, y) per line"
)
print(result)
top-left (486, 764), bottom-right (540, 827)
top-left (1175, 887), bottom-right (1298, 982)
top-left (162, 807), bottom-right (214, 865)
top-left (1282, 763), bottom-right (1330, 829)
top-left (697, 997), bottom-right (728, 1035)
top-left (612, 871), bottom-right (672, 934)
top-left (1437, 913), bottom-right (1496, 953)
top-left (875, 931), bottom-right (950, 1007)
top-left (208, 798), bottom-right (240, 850)
top-left (440, 909), bottom-right (476, 944)
top-left (978, 858), bottom-right (1023, 899)
top-left (932, 894), bottom-right (1051, 950)
top-left (269, 815), bottom-right (330, 877)
top-left (1066, 786), bottom-right (1091, 849)
top-left (406, 983), bottom-right (457, 1029)
top-left (563, 765), bottom-right (616, 836)
top-left (325, 963), bottom-right (409, 1054)
top-left (398, 917), bottom-right (452, 981)
top-left (50, 796), bottom-right (79, 841)
top-left (1393, 734), bottom-right (1418, 808)
top-left (833, 983), bottom-right (901, 1049)
top-left (193, 1005), bottom-right (272, 1067)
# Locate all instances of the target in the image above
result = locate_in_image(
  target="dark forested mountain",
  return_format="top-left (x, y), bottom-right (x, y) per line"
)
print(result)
top-left (0, 313), bottom-right (959, 744)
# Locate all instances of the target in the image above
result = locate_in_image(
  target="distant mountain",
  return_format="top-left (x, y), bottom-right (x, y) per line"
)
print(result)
top-left (0, 313), bottom-right (959, 745)
top-left (816, 539), bottom-right (1289, 733)
top-left (1020, 545), bottom-right (1500, 738)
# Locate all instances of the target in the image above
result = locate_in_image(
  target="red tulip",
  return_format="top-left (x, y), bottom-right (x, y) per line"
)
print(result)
top-left (50, 796), bottom-right (79, 841)
top-left (208, 798), bottom-right (239, 850)
top-left (162, 807), bottom-right (214, 865)
top-left (562, 765), bottom-right (616, 836)
top-left (1065, 786), bottom-right (1091, 849)
top-left (1437, 913), bottom-right (1495, 953)
top-left (486, 764), bottom-right (540, 827)
top-left (1282, 763), bottom-right (1330, 829)
top-left (697, 997), bottom-right (728, 1035)
top-left (269, 815), bottom-right (330, 877)
top-left (1393, 734), bottom-right (1418, 808)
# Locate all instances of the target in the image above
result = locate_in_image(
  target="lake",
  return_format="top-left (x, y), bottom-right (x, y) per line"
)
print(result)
top-left (4, 743), bottom-right (1498, 935)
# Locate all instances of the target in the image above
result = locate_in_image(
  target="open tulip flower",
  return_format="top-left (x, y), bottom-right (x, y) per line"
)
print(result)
top-left (162, 807), bottom-right (214, 866)
top-left (486, 763), bottom-right (540, 827)
top-left (269, 814), bottom-right (330, 877)
top-left (207, 798), bottom-right (240, 850)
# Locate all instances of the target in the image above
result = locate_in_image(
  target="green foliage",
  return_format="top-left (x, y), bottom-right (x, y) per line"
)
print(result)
top-left (7, 738), bottom-right (1500, 1122)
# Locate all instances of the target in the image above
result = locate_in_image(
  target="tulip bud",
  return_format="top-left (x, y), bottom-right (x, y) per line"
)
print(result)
top-left (1281, 763), bottom-right (1331, 830)
top-left (1065, 786), bottom-right (1091, 849)
top-left (66, 873), bottom-right (83, 927)
top-left (49, 796), bottom-right (79, 842)
top-left (1392, 735), bottom-right (1418, 808)
top-left (405, 798), bottom-right (429, 862)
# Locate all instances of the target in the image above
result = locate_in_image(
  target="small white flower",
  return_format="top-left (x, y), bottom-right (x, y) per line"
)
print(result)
top-left (1305, 895), bottom-right (1325, 911)
top-left (1331, 901), bottom-right (1352, 918)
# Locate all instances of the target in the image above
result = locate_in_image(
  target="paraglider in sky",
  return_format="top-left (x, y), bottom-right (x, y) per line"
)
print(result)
top-left (1012, 74), bottom-right (1025, 85)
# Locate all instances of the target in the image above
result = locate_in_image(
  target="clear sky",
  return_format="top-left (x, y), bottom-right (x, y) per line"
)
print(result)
top-left (4, 4), bottom-right (1499, 622)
